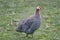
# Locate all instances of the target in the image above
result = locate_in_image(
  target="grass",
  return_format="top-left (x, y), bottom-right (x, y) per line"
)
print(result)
top-left (0, 0), bottom-right (60, 40)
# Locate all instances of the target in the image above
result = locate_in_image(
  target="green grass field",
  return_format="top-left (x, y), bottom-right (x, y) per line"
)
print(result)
top-left (0, 0), bottom-right (60, 40)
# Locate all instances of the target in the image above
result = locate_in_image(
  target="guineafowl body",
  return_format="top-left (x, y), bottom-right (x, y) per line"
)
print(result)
top-left (16, 6), bottom-right (41, 37)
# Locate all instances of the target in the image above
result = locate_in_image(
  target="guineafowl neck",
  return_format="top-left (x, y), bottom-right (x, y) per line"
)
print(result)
top-left (35, 10), bottom-right (40, 16)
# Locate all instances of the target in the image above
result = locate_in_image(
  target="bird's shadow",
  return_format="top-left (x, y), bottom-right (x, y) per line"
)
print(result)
top-left (16, 35), bottom-right (34, 40)
top-left (14, 32), bottom-right (38, 40)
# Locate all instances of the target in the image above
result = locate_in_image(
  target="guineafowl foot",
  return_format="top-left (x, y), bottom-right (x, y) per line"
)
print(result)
top-left (31, 34), bottom-right (33, 38)
top-left (26, 34), bottom-right (33, 38)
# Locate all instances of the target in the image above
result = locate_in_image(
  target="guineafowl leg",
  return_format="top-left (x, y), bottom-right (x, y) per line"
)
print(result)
top-left (26, 34), bottom-right (28, 37)
top-left (31, 34), bottom-right (33, 38)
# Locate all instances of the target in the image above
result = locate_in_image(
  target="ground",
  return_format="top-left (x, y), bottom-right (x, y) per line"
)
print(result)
top-left (0, 0), bottom-right (60, 40)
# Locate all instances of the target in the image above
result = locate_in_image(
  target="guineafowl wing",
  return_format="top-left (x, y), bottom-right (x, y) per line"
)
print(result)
top-left (25, 20), bottom-right (40, 34)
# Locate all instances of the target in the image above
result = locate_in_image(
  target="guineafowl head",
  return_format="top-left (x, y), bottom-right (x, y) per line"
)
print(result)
top-left (36, 6), bottom-right (41, 11)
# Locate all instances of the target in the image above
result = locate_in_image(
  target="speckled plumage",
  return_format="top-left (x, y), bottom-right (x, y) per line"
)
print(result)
top-left (16, 6), bottom-right (41, 37)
